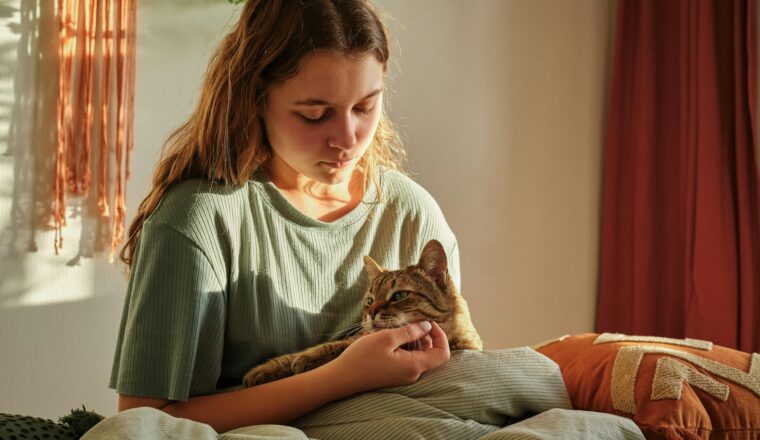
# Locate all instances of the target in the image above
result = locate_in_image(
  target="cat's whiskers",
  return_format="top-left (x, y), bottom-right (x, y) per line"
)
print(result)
top-left (322, 321), bottom-right (365, 339)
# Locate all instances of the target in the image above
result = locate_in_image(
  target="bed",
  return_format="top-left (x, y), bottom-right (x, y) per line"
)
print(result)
top-left (5, 332), bottom-right (758, 439)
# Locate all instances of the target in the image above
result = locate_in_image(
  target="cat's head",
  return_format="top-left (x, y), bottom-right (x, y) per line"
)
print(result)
top-left (361, 240), bottom-right (458, 332)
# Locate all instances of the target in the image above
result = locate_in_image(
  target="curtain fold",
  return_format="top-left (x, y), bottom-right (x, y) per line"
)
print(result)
top-left (55, 0), bottom-right (136, 259)
top-left (597, 0), bottom-right (760, 352)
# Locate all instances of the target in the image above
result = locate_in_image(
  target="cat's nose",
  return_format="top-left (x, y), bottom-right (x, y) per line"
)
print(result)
top-left (368, 303), bottom-right (382, 316)
top-left (368, 301), bottom-right (390, 316)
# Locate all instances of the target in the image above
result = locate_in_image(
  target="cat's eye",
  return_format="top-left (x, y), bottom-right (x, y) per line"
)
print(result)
top-left (390, 291), bottom-right (409, 302)
top-left (365, 297), bottom-right (374, 306)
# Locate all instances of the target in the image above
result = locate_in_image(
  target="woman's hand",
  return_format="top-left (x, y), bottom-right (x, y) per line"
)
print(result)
top-left (330, 321), bottom-right (450, 393)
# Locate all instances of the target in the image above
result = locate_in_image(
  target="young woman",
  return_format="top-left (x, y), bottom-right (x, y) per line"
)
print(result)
top-left (111, 0), bottom-right (460, 433)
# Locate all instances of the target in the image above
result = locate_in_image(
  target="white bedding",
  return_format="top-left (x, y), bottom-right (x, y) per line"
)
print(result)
top-left (83, 348), bottom-right (644, 440)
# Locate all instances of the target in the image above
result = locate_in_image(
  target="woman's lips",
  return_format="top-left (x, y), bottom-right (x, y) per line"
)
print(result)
top-left (320, 158), bottom-right (355, 169)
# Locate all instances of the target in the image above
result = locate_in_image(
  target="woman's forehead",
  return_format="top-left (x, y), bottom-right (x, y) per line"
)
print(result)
top-left (274, 52), bottom-right (385, 105)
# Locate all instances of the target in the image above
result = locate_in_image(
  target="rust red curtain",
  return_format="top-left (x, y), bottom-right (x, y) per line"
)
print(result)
top-left (597, 0), bottom-right (760, 352)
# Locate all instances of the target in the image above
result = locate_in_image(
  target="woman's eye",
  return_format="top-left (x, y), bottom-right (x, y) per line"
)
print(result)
top-left (300, 113), bottom-right (328, 125)
top-left (298, 107), bottom-right (332, 125)
top-left (391, 291), bottom-right (409, 302)
top-left (365, 297), bottom-right (374, 306)
top-left (299, 106), bottom-right (372, 124)
top-left (354, 106), bottom-right (374, 115)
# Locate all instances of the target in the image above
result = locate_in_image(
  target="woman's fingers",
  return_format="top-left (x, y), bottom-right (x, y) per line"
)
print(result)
top-left (335, 321), bottom-right (451, 390)
top-left (428, 321), bottom-right (449, 350)
top-left (386, 321), bottom-right (432, 348)
top-left (392, 321), bottom-right (450, 368)
top-left (417, 335), bottom-right (433, 350)
top-left (422, 321), bottom-right (450, 364)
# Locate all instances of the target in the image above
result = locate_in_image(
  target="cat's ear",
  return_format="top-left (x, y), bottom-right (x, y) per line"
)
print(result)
top-left (418, 240), bottom-right (449, 290)
top-left (363, 255), bottom-right (384, 279)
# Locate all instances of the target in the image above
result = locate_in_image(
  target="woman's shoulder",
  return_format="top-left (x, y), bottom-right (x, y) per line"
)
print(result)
top-left (146, 178), bottom-right (248, 232)
top-left (379, 169), bottom-right (444, 214)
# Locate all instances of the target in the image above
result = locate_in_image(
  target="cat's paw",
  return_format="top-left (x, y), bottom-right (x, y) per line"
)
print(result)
top-left (242, 360), bottom-right (292, 387)
top-left (291, 353), bottom-right (325, 374)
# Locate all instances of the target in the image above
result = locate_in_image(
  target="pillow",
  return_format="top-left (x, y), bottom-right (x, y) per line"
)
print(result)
top-left (293, 347), bottom-right (575, 440)
top-left (534, 333), bottom-right (760, 440)
top-left (0, 413), bottom-right (77, 439)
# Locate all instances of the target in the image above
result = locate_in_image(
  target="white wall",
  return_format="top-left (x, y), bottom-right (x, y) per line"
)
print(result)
top-left (0, 0), bottom-right (244, 420)
top-left (378, 0), bottom-right (615, 348)
top-left (0, 0), bottom-right (614, 420)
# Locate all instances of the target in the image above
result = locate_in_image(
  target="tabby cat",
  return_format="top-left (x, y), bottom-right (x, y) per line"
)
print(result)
top-left (242, 239), bottom-right (483, 387)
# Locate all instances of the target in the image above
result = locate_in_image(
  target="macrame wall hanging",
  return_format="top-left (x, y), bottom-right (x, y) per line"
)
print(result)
top-left (55, 0), bottom-right (136, 260)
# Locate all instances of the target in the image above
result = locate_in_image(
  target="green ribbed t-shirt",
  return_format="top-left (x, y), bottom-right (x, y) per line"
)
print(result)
top-left (109, 169), bottom-right (461, 401)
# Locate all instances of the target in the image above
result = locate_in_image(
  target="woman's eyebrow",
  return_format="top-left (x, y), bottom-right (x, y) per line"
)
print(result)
top-left (293, 88), bottom-right (383, 106)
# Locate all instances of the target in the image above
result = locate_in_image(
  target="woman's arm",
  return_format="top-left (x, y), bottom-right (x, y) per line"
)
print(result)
top-left (119, 321), bottom-right (449, 433)
top-left (139, 359), bottom-right (362, 433)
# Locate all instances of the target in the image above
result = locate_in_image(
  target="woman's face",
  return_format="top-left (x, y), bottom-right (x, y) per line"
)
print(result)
top-left (263, 52), bottom-right (385, 186)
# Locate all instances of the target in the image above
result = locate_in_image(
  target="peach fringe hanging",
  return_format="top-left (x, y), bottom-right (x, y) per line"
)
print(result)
top-left (55, 0), bottom-right (136, 260)
top-left (98, 0), bottom-right (112, 218)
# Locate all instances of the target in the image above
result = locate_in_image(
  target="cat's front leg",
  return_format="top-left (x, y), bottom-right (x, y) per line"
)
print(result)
top-left (291, 339), bottom-right (355, 374)
top-left (242, 353), bottom-right (297, 387)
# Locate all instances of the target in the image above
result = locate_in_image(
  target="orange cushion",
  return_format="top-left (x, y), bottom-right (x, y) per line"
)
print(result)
top-left (535, 333), bottom-right (760, 440)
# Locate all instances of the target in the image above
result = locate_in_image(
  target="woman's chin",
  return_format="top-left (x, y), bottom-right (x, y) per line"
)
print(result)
top-left (312, 164), bottom-right (357, 185)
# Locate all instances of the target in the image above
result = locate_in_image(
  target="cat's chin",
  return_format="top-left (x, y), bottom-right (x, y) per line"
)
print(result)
top-left (369, 320), bottom-right (420, 332)
top-left (370, 324), bottom-right (398, 331)
top-left (369, 322), bottom-right (402, 331)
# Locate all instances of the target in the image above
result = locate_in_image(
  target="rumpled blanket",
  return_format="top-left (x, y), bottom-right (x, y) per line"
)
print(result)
top-left (83, 348), bottom-right (644, 440)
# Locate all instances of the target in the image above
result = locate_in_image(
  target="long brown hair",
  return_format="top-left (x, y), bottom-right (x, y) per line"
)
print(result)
top-left (121, 0), bottom-right (406, 267)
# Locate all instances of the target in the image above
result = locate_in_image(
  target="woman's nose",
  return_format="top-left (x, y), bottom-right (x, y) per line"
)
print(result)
top-left (327, 113), bottom-right (358, 150)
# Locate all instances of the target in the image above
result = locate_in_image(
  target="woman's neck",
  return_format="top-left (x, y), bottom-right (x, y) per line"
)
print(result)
top-left (265, 161), bottom-right (365, 222)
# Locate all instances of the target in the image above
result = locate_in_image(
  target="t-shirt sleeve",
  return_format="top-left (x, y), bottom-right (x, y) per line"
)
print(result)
top-left (109, 221), bottom-right (226, 401)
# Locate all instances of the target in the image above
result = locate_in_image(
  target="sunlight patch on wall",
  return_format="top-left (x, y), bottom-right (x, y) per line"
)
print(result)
top-left (1, 236), bottom-right (96, 308)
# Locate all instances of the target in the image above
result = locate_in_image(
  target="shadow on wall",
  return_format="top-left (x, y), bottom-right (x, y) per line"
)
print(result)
top-left (0, 0), bottom-right (117, 307)
top-left (0, 0), bottom-right (243, 309)
top-left (2, 0), bottom-right (57, 253)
